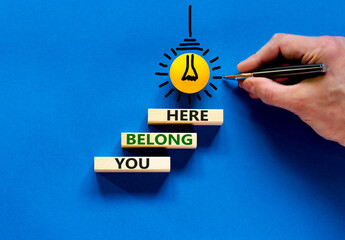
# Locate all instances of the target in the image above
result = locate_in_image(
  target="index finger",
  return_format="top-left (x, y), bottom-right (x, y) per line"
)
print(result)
top-left (237, 33), bottom-right (320, 72)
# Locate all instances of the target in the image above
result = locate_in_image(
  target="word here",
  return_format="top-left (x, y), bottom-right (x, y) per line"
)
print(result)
top-left (94, 157), bottom-right (170, 172)
top-left (148, 109), bottom-right (223, 125)
top-left (121, 133), bottom-right (197, 149)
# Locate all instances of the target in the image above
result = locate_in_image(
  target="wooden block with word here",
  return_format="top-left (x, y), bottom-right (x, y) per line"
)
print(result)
top-left (94, 157), bottom-right (170, 172)
top-left (121, 132), bottom-right (197, 149)
top-left (148, 109), bottom-right (223, 125)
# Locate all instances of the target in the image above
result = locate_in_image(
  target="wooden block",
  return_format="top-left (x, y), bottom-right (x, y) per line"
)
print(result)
top-left (121, 132), bottom-right (197, 149)
top-left (94, 157), bottom-right (170, 172)
top-left (148, 109), bottom-right (223, 125)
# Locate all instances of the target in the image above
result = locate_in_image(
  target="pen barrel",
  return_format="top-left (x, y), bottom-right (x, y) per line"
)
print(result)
top-left (252, 64), bottom-right (326, 78)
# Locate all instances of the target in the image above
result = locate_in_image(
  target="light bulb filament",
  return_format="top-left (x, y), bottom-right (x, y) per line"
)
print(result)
top-left (181, 54), bottom-right (198, 81)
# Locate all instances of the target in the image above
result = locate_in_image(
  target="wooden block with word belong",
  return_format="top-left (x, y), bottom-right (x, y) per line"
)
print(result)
top-left (148, 109), bottom-right (223, 125)
top-left (121, 132), bottom-right (197, 149)
top-left (94, 157), bottom-right (170, 172)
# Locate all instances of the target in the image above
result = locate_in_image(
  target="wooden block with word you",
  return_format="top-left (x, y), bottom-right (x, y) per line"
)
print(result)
top-left (94, 157), bottom-right (170, 172)
top-left (121, 132), bottom-right (197, 149)
top-left (148, 109), bottom-right (223, 125)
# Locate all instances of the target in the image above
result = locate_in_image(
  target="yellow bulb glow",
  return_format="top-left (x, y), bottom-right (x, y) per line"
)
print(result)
top-left (169, 53), bottom-right (210, 94)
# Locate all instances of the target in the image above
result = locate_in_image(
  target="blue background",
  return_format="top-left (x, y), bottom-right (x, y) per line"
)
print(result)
top-left (1, 0), bottom-right (345, 239)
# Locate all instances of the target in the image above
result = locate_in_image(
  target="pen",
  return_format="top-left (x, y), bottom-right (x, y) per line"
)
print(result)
top-left (223, 64), bottom-right (327, 80)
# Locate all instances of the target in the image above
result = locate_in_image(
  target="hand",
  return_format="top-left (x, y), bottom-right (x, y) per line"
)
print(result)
top-left (237, 33), bottom-right (345, 146)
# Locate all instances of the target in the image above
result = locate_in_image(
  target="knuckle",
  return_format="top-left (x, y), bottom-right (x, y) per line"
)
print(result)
top-left (271, 33), bottom-right (292, 50)
top-left (271, 33), bottom-right (285, 43)
top-left (272, 33), bottom-right (285, 40)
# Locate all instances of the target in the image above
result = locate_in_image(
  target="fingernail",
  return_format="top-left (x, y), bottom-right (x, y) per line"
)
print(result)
top-left (243, 79), bottom-right (256, 95)
top-left (238, 80), bottom-right (244, 88)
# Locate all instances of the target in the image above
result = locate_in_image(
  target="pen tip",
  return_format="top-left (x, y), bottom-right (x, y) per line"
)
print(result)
top-left (224, 75), bottom-right (235, 78)
top-left (223, 75), bottom-right (236, 80)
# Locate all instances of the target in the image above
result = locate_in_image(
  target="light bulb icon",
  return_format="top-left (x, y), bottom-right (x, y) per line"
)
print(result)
top-left (155, 5), bottom-right (221, 104)
top-left (182, 54), bottom-right (198, 81)
top-left (170, 53), bottom-right (210, 94)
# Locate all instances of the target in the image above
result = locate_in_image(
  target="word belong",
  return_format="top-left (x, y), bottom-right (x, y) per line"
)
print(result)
top-left (121, 133), bottom-right (197, 149)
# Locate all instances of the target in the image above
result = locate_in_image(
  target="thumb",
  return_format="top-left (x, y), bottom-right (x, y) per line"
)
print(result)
top-left (243, 77), bottom-right (299, 111)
